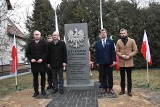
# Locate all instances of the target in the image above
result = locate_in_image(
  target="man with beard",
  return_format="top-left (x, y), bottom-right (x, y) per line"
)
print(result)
top-left (116, 28), bottom-right (138, 97)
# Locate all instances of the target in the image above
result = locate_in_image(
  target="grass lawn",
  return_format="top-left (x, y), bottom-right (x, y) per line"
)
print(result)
top-left (0, 69), bottom-right (160, 98)
top-left (0, 74), bottom-right (33, 98)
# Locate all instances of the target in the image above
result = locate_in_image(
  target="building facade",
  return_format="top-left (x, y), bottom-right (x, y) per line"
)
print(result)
top-left (0, 0), bottom-right (26, 66)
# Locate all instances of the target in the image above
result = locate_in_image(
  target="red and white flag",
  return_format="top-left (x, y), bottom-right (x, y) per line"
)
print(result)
top-left (11, 35), bottom-right (18, 74)
top-left (141, 31), bottom-right (152, 65)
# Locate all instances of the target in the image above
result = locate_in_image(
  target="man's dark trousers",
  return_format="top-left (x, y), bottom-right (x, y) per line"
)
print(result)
top-left (46, 68), bottom-right (53, 86)
top-left (98, 67), bottom-right (102, 83)
top-left (120, 67), bottom-right (132, 92)
top-left (99, 64), bottom-right (113, 89)
top-left (52, 68), bottom-right (63, 90)
top-left (32, 72), bottom-right (46, 93)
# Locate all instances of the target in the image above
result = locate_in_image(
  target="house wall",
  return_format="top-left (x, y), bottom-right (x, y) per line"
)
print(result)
top-left (0, 1), bottom-right (26, 66)
top-left (0, 35), bottom-right (26, 65)
top-left (0, 0), bottom-right (9, 65)
top-left (0, 0), bottom-right (8, 36)
top-left (16, 37), bottom-right (26, 64)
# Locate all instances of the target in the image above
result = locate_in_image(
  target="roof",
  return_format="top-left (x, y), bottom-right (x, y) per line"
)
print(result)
top-left (7, 18), bottom-right (24, 39)
top-left (6, 0), bottom-right (12, 10)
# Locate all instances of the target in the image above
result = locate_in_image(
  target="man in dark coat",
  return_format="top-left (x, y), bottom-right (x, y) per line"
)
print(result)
top-left (47, 31), bottom-right (67, 94)
top-left (46, 35), bottom-right (53, 89)
top-left (26, 30), bottom-right (48, 97)
top-left (95, 29), bottom-right (116, 94)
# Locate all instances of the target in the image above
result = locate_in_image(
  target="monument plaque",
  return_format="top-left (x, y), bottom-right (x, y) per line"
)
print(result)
top-left (64, 23), bottom-right (94, 90)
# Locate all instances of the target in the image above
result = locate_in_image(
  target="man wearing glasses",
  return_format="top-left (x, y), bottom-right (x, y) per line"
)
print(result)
top-left (95, 29), bottom-right (116, 94)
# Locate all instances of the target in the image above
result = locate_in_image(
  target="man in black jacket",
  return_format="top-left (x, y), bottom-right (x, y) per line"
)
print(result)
top-left (47, 31), bottom-right (67, 94)
top-left (26, 30), bottom-right (48, 97)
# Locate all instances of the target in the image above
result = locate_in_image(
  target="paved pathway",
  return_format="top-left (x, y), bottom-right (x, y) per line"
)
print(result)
top-left (43, 82), bottom-right (117, 107)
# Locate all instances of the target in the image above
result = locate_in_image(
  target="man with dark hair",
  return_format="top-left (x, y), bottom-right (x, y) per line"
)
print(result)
top-left (47, 31), bottom-right (67, 94)
top-left (26, 30), bottom-right (48, 97)
top-left (95, 28), bottom-right (116, 94)
top-left (116, 28), bottom-right (138, 97)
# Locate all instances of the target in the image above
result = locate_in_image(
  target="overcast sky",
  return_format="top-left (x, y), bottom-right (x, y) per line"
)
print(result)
top-left (9, 0), bottom-right (160, 33)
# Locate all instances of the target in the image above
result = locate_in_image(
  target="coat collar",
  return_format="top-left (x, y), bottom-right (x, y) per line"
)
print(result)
top-left (98, 38), bottom-right (111, 48)
top-left (50, 40), bottom-right (61, 45)
top-left (101, 38), bottom-right (107, 42)
top-left (33, 39), bottom-right (42, 44)
top-left (119, 37), bottom-right (132, 47)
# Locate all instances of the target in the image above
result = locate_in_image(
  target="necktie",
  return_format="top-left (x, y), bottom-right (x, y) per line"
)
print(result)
top-left (103, 39), bottom-right (106, 47)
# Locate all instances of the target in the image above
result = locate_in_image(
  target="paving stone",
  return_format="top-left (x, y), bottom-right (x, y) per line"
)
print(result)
top-left (46, 82), bottom-right (117, 107)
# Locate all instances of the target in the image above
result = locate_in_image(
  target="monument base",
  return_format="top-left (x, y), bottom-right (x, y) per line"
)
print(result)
top-left (64, 80), bottom-right (95, 90)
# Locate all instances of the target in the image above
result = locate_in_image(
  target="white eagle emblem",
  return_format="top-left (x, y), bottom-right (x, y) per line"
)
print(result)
top-left (67, 28), bottom-right (85, 48)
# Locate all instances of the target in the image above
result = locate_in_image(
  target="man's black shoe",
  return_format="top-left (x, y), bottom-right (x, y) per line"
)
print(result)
top-left (109, 89), bottom-right (114, 94)
top-left (128, 92), bottom-right (132, 97)
top-left (119, 91), bottom-right (125, 95)
top-left (101, 89), bottom-right (106, 94)
top-left (52, 89), bottom-right (58, 94)
top-left (32, 92), bottom-right (39, 97)
top-left (99, 84), bottom-right (103, 88)
top-left (59, 89), bottom-right (64, 94)
top-left (41, 90), bottom-right (46, 96)
top-left (47, 85), bottom-right (53, 89)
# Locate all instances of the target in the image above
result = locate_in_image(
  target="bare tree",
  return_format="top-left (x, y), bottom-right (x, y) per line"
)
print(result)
top-left (0, 0), bottom-right (28, 73)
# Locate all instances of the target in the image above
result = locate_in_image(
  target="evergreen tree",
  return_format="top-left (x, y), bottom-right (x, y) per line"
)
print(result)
top-left (57, 0), bottom-right (160, 68)
top-left (57, 0), bottom-right (100, 42)
top-left (26, 0), bottom-right (55, 38)
top-left (140, 2), bottom-right (160, 68)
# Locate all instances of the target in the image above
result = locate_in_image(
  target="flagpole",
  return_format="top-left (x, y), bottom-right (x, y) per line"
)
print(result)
top-left (100, 0), bottom-right (103, 29)
top-left (146, 61), bottom-right (150, 88)
top-left (55, 2), bottom-right (59, 33)
top-left (15, 57), bottom-right (18, 90)
top-left (141, 30), bottom-right (151, 88)
top-left (88, 39), bottom-right (90, 61)
top-left (14, 35), bottom-right (18, 90)
top-left (144, 30), bottom-right (150, 88)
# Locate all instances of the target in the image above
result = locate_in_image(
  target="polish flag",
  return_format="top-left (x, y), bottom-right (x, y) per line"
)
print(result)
top-left (141, 31), bottom-right (152, 65)
top-left (11, 35), bottom-right (18, 74)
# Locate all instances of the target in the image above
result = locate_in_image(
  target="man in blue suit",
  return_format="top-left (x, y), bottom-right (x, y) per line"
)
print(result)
top-left (95, 29), bottom-right (116, 94)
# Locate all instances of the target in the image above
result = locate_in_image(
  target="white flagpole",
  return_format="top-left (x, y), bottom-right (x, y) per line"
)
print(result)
top-left (144, 30), bottom-right (150, 88)
top-left (88, 39), bottom-right (90, 62)
top-left (14, 35), bottom-right (18, 89)
top-left (15, 56), bottom-right (18, 89)
top-left (147, 61), bottom-right (150, 88)
top-left (63, 36), bottom-right (66, 71)
top-left (88, 39), bottom-right (92, 76)
top-left (55, 2), bottom-right (59, 33)
top-left (100, 0), bottom-right (103, 29)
